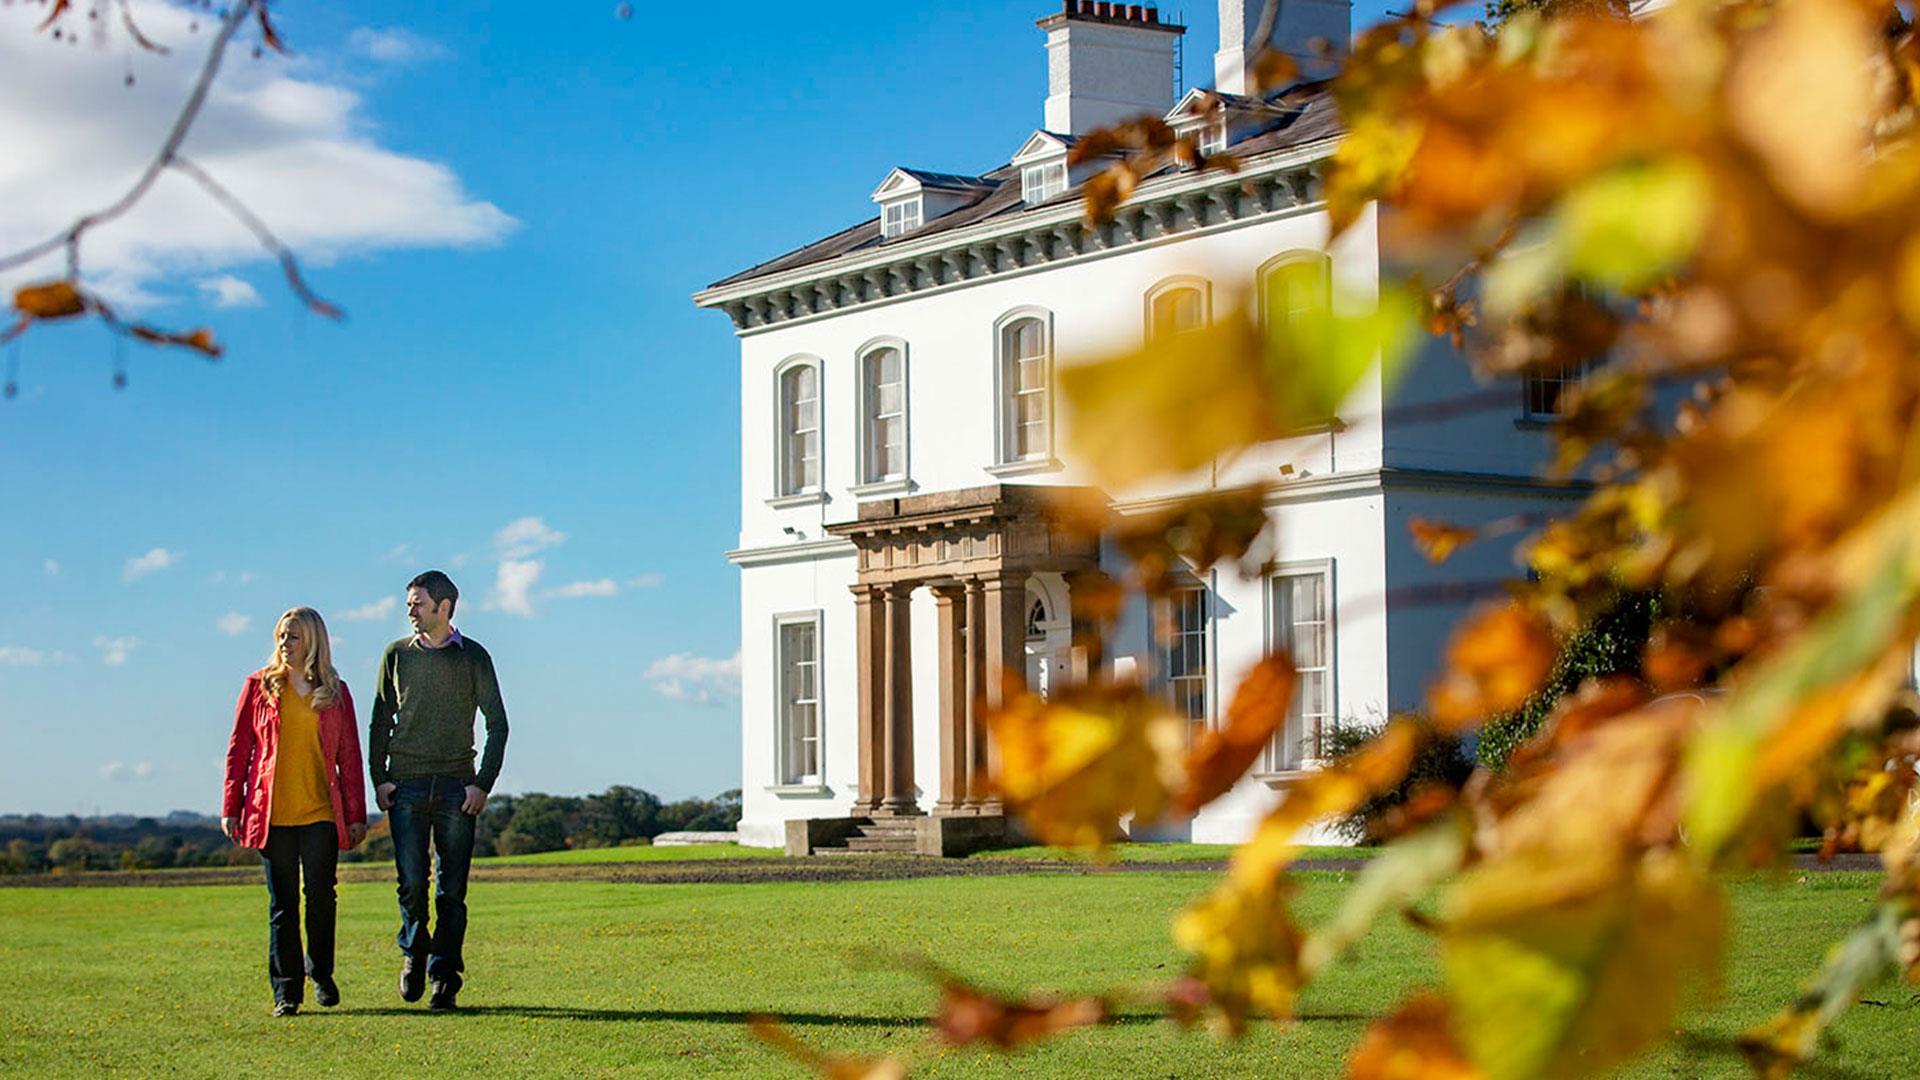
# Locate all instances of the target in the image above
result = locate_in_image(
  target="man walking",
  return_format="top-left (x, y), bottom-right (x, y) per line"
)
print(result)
top-left (368, 570), bottom-right (509, 1011)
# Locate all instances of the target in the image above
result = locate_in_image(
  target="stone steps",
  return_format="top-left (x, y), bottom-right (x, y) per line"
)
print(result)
top-left (812, 816), bottom-right (924, 855)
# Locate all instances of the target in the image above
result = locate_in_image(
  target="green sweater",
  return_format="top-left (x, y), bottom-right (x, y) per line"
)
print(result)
top-left (368, 634), bottom-right (509, 791)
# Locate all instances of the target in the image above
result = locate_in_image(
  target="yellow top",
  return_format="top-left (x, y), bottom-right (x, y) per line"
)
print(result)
top-left (269, 686), bottom-right (334, 827)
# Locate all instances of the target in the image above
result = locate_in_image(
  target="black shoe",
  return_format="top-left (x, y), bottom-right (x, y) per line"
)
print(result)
top-left (273, 1001), bottom-right (299, 1017)
top-left (399, 957), bottom-right (425, 1003)
top-left (428, 979), bottom-right (459, 1011)
top-left (313, 976), bottom-right (340, 1008)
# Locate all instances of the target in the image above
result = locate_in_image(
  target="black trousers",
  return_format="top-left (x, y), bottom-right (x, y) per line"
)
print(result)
top-left (260, 822), bottom-right (338, 1005)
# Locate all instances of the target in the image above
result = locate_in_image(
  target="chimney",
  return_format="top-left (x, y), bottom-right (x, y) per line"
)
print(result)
top-left (1215, 0), bottom-right (1351, 95)
top-left (1036, 1), bottom-right (1185, 135)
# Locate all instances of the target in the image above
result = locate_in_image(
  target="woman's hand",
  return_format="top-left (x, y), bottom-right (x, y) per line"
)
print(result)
top-left (220, 816), bottom-right (239, 841)
top-left (348, 823), bottom-right (368, 848)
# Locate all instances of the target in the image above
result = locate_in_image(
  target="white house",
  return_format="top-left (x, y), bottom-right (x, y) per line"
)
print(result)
top-left (694, 0), bottom-right (1588, 853)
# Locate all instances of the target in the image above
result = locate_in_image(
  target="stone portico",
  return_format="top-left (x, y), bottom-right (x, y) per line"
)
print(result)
top-left (783, 484), bottom-right (1104, 856)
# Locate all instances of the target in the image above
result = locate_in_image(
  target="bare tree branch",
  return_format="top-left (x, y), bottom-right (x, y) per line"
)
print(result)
top-left (0, 0), bottom-right (253, 278)
top-left (169, 156), bottom-right (342, 319)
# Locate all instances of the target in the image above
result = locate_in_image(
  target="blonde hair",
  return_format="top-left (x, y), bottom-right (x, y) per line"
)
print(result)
top-left (263, 607), bottom-right (343, 712)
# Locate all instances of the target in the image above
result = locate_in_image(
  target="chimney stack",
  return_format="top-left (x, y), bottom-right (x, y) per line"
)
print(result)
top-left (1036, 2), bottom-right (1185, 135)
top-left (1214, 0), bottom-right (1351, 95)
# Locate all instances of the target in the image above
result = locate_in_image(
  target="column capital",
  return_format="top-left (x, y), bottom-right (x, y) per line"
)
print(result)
top-left (969, 568), bottom-right (1029, 589)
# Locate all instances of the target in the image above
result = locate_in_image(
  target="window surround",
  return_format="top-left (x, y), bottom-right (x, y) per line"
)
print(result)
top-left (769, 354), bottom-right (825, 506)
top-left (1255, 250), bottom-right (1333, 331)
top-left (770, 609), bottom-right (827, 794)
top-left (1021, 160), bottom-right (1068, 205)
top-left (1517, 358), bottom-right (1600, 426)
top-left (854, 336), bottom-right (912, 493)
top-left (1143, 274), bottom-right (1213, 340)
top-left (991, 306), bottom-right (1059, 470)
top-left (881, 198), bottom-right (922, 240)
top-left (1153, 576), bottom-right (1213, 728)
top-left (1257, 558), bottom-right (1337, 782)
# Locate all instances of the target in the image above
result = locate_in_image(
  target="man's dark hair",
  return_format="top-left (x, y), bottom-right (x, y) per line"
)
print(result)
top-left (408, 570), bottom-right (459, 615)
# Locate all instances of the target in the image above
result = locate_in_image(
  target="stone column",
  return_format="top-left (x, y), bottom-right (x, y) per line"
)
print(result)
top-left (850, 584), bottom-right (886, 814)
top-left (978, 570), bottom-right (1029, 815)
top-left (930, 583), bottom-right (968, 814)
top-left (963, 576), bottom-right (988, 811)
top-left (879, 582), bottom-right (919, 815)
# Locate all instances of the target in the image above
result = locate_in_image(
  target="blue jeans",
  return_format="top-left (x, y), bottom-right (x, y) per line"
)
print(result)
top-left (388, 776), bottom-right (476, 986)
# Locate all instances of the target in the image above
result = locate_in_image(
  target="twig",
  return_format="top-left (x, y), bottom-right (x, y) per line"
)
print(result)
top-left (168, 156), bottom-right (342, 319)
top-left (0, 0), bottom-right (256, 278)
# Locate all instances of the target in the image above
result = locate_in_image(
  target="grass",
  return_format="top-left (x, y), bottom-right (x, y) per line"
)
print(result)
top-left (0, 869), bottom-right (1907, 1077)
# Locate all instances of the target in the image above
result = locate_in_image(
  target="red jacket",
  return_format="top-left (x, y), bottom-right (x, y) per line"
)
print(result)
top-left (221, 672), bottom-right (368, 851)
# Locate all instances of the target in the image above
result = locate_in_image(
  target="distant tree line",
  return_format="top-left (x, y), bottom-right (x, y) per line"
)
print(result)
top-left (0, 786), bottom-right (742, 874)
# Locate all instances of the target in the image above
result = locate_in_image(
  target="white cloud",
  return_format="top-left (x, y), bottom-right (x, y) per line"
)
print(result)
top-left (383, 543), bottom-right (414, 562)
top-left (217, 611), bottom-right (253, 637)
top-left (239, 571), bottom-right (255, 585)
top-left (545, 578), bottom-right (619, 600)
top-left (489, 559), bottom-right (542, 617)
top-left (340, 596), bottom-right (397, 622)
top-left (348, 27), bottom-right (449, 64)
top-left (197, 274), bottom-right (261, 308)
top-left (644, 651), bottom-right (742, 704)
top-left (0, 3), bottom-right (515, 308)
top-left (0, 646), bottom-right (69, 667)
top-left (123, 548), bottom-right (180, 581)
top-left (42, 559), bottom-right (59, 577)
top-left (493, 517), bottom-right (566, 559)
top-left (99, 760), bottom-right (156, 782)
top-left (95, 636), bottom-right (138, 666)
top-left (626, 572), bottom-right (664, 589)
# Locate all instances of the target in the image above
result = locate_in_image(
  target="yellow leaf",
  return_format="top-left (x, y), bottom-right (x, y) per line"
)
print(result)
top-left (1444, 849), bottom-right (1725, 1080)
top-left (1558, 158), bottom-right (1709, 289)
top-left (1427, 602), bottom-right (1556, 731)
top-left (12, 280), bottom-right (87, 320)
top-left (1725, 0), bottom-right (1880, 214)
top-left (748, 1016), bottom-right (909, 1080)
top-left (986, 685), bottom-right (1187, 853)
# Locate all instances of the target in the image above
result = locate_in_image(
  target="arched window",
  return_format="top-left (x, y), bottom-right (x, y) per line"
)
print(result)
top-left (858, 340), bottom-right (908, 485)
top-left (1256, 251), bottom-right (1332, 332)
top-left (1145, 276), bottom-right (1211, 340)
top-left (995, 310), bottom-right (1053, 465)
top-left (775, 359), bottom-right (821, 496)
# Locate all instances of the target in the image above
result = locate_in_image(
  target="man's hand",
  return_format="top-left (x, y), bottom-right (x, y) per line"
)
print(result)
top-left (220, 816), bottom-right (239, 841)
top-left (461, 785), bottom-right (488, 816)
top-left (376, 782), bottom-right (396, 812)
top-left (348, 822), bottom-right (369, 848)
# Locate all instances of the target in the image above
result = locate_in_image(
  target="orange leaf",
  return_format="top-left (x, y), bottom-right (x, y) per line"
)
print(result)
top-left (1427, 602), bottom-right (1555, 731)
top-left (128, 324), bottom-right (223, 359)
top-left (747, 1016), bottom-right (907, 1080)
top-left (1346, 993), bottom-right (1483, 1080)
top-left (928, 969), bottom-right (1107, 1050)
top-left (1409, 518), bottom-right (1478, 564)
top-left (1178, 654), bottom-right (1296, 814)
top-left (13, 281), bottom-right (87, 321)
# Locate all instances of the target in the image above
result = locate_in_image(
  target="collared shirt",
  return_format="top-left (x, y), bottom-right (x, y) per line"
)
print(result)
top-left (413, 627), bottom-right (465, 650)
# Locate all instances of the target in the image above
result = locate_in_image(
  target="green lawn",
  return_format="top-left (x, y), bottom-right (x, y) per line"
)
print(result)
top-left (0, 869), bottom-right (1906, 1077)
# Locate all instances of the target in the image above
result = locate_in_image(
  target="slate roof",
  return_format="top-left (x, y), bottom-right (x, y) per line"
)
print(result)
top-left (706, 82), bottom-right (1343, 291)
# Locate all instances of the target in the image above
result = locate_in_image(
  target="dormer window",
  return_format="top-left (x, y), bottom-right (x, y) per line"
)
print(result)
top-left (871, 167), bottom-right (990, 241)
top-left (882, 200), bottom-right (922, 239)
top-left (1022, 161), bottom-right (1067, 205)
top-left (1197, 118), bottom-right (1227, 157)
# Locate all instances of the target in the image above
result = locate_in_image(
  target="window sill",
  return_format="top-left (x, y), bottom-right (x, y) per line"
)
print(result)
top-left (766, 490), bottom-right (828, 510)
top-left (1513, 417), bottom-right (1558, 431)
top-left (1253, 765), bottom-right (1326, 787)
top-left (848, 478), bottom-right (915, 498)
top-left (986, 457), bottom-right (1063, 478)
top-left (766, 783), bottom-right (830, 797)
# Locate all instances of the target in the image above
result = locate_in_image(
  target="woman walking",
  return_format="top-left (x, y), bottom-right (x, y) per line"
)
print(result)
top-left (221, 607), bottom-right (368, 1016)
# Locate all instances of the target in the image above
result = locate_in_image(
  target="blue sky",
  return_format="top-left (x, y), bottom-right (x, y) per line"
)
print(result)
top-left (0, 0), bottom-right (1401, 816)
